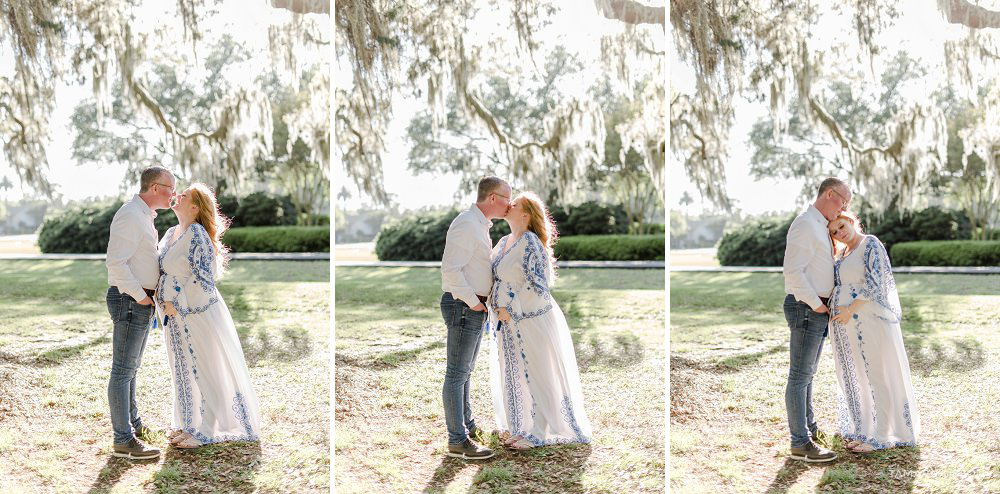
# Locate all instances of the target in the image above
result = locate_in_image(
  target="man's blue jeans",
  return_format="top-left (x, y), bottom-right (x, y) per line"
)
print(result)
top-left (441, 292), bottom-right (487, 445)
top-left (783, 294), bottom-right (829, 448)
top-left (107, 286), bottom-right (155, 444)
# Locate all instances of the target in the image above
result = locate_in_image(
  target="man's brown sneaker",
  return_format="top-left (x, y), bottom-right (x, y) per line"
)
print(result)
top-left (112, 438), bottom-right (160, 460)
top-left (447, 439), bottom-right (494, 460)
top-left (789, 441), bottom-right (837, 463)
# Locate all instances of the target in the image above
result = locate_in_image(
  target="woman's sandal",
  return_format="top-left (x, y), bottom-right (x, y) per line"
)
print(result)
top-left (849, 442), bottom-right (874, 453)
top-left (502, 434), bottom-right (523, 447)
top-left (166, 429), bottom-right (184, 440)
top-left (506, 438), bottom-right (533, 450)
top-left (170, 432), bottom-right (192, 445)
top-left (174, 436), bottom-right (202, 449)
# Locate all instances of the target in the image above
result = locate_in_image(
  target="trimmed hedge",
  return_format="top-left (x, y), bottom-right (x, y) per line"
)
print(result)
top-left (222, 226), bottom-right (330, 253)
top-left (374, 209), bottom-right (511, 261)
top-left (716, 206), bottom-right (975, 266)
top-left (554, 234), bottom-right (664, 261)
top-left (716, 215), bottom-right (794, 266)
top-left (38, 192), bottom-right (311, 253)
top-left (890, 240), bottom-right (1000, 266)
top-left (549, 201), bottom-right (629, 236)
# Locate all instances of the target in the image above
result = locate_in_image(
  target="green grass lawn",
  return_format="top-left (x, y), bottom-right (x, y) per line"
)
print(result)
top-left (0, 260), bottom-right (330, 493)
top-left (670, 272), bottom-right (1000, 493)
top-left (335, 267), bottom-right (665, 493)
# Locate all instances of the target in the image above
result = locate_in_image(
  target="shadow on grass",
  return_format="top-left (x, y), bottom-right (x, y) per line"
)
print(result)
top-left (243, 325), bottom-right (313, 368)
top-left (765, 446), bottom-right (921, 493)
top-left (86, 455), bottom-right (158, 494)
top-left (155, 441), bottom-right (263, 493)
top-left (669, 343), bottom-right (785, 375)
top-left (577, 332), bottom-right (645, 372)
top-left (373, 339), bottom-right (446, 369)
top-left (421, 442), bottom-right (593, 493)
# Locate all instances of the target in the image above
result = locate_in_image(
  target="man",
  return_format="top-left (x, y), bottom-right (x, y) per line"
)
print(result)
top-left (782, 177), bottom-right (852, 463)
top-left (440, 176), bottom-right (511, 460)
top-left (106, 166), bottom-right (175, 460)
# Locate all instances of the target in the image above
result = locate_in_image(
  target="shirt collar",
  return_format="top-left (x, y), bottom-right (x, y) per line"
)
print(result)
top-left (806, 204), bottom-right (826, 225)
top-left (471, 203), bottom-right (492, 228)
top-left (133, 194), bottom-right (158, 219)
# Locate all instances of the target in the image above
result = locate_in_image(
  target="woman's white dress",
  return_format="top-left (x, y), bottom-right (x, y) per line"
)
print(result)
top-left (487, 231), bottom-right (592, 446)
top-left (830, 234), bottom-right (919, 449)
top-left (156, 223), bottom-right (260, 444)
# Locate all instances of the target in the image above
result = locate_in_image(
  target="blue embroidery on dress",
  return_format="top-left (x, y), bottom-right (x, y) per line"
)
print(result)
top-left (499, 321), bottom-right (524, 435)
top-left (560, 395), bottom-right (590, 443)
top-left (168, 316), bottom-right (194, 430)
top-left (859, 237), bottom-right (901, 322)
top-left (185, 392), bottom-right (259, 444)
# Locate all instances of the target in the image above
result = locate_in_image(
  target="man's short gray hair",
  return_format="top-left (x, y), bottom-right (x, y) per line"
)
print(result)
top-left (477, 176), bottom-right (509, 202)
top-left (816, 177), bottom-right (848, 199)
top-left (139, 166), bottom-right (172, 193)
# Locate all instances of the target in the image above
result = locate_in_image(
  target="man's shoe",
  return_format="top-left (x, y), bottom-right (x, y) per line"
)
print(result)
top-left (468, 427), bottom-right (486, 444)
top-left (446, 439), bottom-right (494, 460)
top-left (789, 441), bottom-right (837, 463)
top-left (112, 438), bottom-right (160, 460)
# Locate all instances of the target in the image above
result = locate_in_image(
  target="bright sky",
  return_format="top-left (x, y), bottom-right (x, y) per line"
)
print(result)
top-left (670, 0), bottom-right (970, 217)
top-left (0, 0), bottom-right (326, 203)
top-left (338, 0), bottom-right (664, 211)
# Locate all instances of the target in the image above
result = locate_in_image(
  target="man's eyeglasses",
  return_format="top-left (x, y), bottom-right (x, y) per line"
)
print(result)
top-left (831, 188), bottom-right (851, 209)
top-left (153, 182), bottom-right (176, 193)
top-left (493, 192), bottom-right (510, 201)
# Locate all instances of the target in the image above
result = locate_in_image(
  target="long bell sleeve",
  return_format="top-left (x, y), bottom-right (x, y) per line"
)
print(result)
top-left (156, 224), bottom-right (220, 317)
top-left (494, 232), bottom-right (553, 324)
top-left (856, 236), bottom-right (902, 323)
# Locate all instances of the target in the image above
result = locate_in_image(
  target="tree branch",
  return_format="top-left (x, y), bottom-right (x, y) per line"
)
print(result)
top-left (270, 0), bottom-right (330, 15)
top-left (939, 0), bottom-right (1000, 29)
top-left (596, 0), bottom-right (665, 27)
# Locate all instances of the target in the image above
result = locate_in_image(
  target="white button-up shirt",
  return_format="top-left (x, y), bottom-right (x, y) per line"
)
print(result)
top-left (441, 204), bottom-right (494, 309)
top-left (107, 194), bottom-right (160, 302)
top-left (783, 205), bottom-right (834, 311)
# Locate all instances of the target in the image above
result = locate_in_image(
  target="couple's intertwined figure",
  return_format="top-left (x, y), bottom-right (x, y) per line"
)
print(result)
top-left (439, 176), bottom-right (591, 460)
top-left (783, 178), bottom-right (919, 462)
top-left (106, 166), bottom-right (259, 459)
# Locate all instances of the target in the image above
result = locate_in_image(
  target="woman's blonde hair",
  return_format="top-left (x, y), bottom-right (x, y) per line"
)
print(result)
top-left (187, 183), bottom-right (231, 273)
top-left (830, 210), bottom-right (864, 256)
top-left (514, 191), bottom-right (558, 282)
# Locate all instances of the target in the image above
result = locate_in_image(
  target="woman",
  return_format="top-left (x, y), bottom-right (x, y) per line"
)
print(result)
top-left (156, 183), bottom-right (260, 449)
top-left (487, 192), bottom-right (591, 450)
top-left (827, 211), bottom-right (919, 453)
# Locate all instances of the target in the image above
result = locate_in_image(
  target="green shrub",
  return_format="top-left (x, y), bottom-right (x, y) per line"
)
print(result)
top-left (375, 209), bottom-right (512, 261)
top-left (860, 206), bottom-right (971, 254)
top-left (890, 240), bottom-right (1000, 266)
top-left (233, 192), bottom-right (297, 227)
top-left (715, 206), bottom-right (974, 266)
top-left (38, 200), bottom-right (322, 254)
top-left (554, 234), bottom-right (664, 261)
top-left (549, 201), bottom-right (629, 236)
top-left (222, 226), bottom-right (330, 253)
top-left (716, 215), bottom-right (795, 266)
top-left (374, 209), bottom-right (660, 261)
top-left (38, 202), bottom-right (123, 253)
